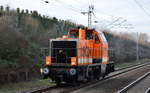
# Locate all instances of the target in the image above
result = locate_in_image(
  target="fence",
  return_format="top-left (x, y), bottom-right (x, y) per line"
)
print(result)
top-left (0, 67), bottom-right (41, 85)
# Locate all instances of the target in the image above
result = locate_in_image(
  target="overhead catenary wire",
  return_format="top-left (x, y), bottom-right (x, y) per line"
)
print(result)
top-left (104, 18), bottom-right (122, 28)
top-left (92, 12), bottom-right (101, 21)
top-left (108, 20), bottom-right (127, 29)
top-left (42, 0), bottom-right (82, 14)
top-left (92, 11), bottom-right (131, 29)
top-left (89, 0), bottom-right (93, 6)
top-left (93, 11), bottom-right (121, 25)
top-left (42, 0), bottom-right (132, 29)
top-left (73, 0), bottom-right (87, 7)
top-left (133, 0), bottom-right (150, 18)
top-left (54, 0), bottom-right (81, 13)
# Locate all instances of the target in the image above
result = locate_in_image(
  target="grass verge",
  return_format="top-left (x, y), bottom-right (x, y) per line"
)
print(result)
top-left (0, 79), bottom-right (55, 93)
top-left (115, 59), bottom-right (150, 68)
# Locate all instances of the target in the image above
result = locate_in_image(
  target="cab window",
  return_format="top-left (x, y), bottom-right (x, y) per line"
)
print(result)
top-left (100, 33), bottom-right (107, 43)
top-left (86, 31), bottom-right (93, 40)
top-left (95, 35), bottom-right (100, 44)
top-left (69, 31), bottom-right (79, 38)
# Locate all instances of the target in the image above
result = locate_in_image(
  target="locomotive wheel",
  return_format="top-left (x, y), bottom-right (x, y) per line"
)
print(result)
top-left (56, 78), bottom-right (61, 86)
top-left (102, 74), bottom-right (106, 78)
top-left (70, 75), bottom-right (78, 85)
top-left (101, 64), bottom-right (106, 78)
top-left (95, 66), bottom-right (101, 80)
top-left (87, 71), bottom-right (93, 81)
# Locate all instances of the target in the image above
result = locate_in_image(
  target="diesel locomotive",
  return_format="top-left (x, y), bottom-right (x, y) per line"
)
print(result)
top-left (40, 28), bottom-right (115, 85)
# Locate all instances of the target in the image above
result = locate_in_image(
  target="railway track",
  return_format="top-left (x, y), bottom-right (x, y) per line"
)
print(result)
top-left (117, 71), bottom-right (150, 93)
top-left (23, 86), bottom-right (58, 93)
top-left (145, 88), bottom-right (150, 93)
top-left (65, 62), bottom-right (150, 93)
top-left (23, 62), bottom-right (150, 93)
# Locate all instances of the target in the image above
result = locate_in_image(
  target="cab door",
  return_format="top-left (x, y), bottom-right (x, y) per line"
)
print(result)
top-left (93, 33), bottom-right (102, 63)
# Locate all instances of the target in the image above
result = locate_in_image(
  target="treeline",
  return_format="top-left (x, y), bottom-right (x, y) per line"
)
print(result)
top-left (104, 30), bottom-right (150, 63)
top-left (0, 6), bottom-right (150, 71)
top-left (0, 6), bottom-right (81, 70)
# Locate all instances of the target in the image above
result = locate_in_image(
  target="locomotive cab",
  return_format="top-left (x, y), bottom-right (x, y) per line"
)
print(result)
top-left (40, 28), bottom-right (114, 85)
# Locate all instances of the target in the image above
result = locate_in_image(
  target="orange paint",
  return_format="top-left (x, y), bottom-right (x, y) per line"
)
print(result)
top-left (45, 28), bottom-right (109, 66)
top-left (71, 57), bottom-right (77, 66)
top-left (46, 56), bottom-right (51, 65)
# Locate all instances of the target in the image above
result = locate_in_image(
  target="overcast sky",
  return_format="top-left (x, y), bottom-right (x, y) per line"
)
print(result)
top-left (1, 0), bottom-right (150, 37)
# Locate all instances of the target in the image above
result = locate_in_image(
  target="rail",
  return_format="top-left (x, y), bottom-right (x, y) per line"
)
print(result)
top-left (145, 88), bottom-right (150, 93)
top-left (117, 71), bottom-right (150, 93)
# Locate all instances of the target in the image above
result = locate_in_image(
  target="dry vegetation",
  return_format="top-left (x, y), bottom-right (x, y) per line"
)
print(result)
top-left (103, 30), bottom-right (150, 63)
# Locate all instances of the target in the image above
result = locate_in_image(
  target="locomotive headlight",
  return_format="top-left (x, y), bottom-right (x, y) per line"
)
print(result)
top-left (69, 68), bottom-right (76, 75)
top-left (71, 57), bottom-right (77, 66)
top-left (40, 68), bottom-right (43, 73)
top-left (43, 68), bottom-right (49, 74)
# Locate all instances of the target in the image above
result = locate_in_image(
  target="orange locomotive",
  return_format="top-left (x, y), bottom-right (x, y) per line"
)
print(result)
top-left (40, 28), bottom-right (114, 85)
